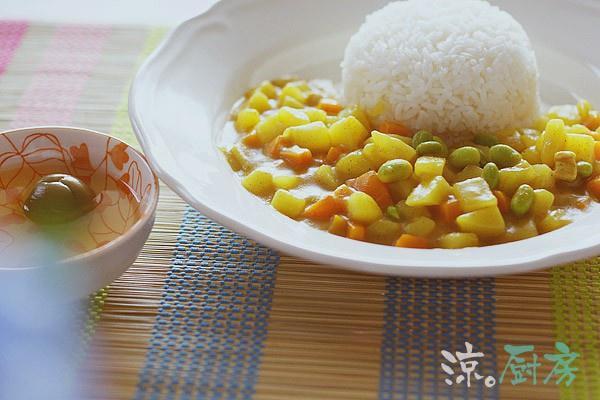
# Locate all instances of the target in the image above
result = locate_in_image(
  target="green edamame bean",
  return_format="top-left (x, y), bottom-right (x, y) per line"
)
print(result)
top-left (510, 184), bottom-right (535, 217)
top-left (489, 144), bottom-right (522, 168)
top-left (482, 162), bottom-right (500, 189)
top-left (386, 205), bottom-right (401, 221)
top-left (416, 141), bottom-right (444, 157)
top-left (474, 133), bottom-right (499, 147)
top-left (432, 136), bottom-right (449, 157)
top-left (448, 146), bottom-right (481, 170)
top-left (577, 161), bottom-right (593, 178)
top-left (377, 159), bottom-right (413, 183)
top-left (412, 130), bottom-right (433, 148)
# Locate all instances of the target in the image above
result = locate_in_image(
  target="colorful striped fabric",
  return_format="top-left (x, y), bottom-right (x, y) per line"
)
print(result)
top-left (0, 22), bottom-right (598, 400)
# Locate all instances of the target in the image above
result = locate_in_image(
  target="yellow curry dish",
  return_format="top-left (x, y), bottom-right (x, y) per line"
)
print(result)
top-left (222, 78), bottom-right (600, 249)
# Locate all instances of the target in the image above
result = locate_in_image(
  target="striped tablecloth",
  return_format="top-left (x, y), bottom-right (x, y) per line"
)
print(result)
top-left (0, 21), bottom-right (598, 400)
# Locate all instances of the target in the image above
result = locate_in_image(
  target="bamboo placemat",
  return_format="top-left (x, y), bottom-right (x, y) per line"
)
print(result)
top-left (0, 21), bottom-right (598, 400)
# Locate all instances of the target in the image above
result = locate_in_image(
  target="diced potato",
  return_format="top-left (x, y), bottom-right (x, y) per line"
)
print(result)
top-left (285, 121), bottom-right (331, 153)
top-left (328, 215), bottom-right (348, 236)
top-left (225, 145), bottom-right (253, 172)
top-left (248, 91), bottom-right (271, 113)
top-left (414, 157), bottom-right (446, 180)
top-left (304, 107), bottom-right (327, 123)
top-left (453, 177), bottom-right (497, 212)
top-left (335, 150), bottom-right (372, 180)
top-left (439, 233), bottom-right (479, 249)
top-left (280, 83), bottom-right (307, 104)
top-left (565, 124), bottom-right (592, 135)
top-left (530, 164), bottom-right (555, 190)
top-left (242, 170), bottom-right (274, 196)
top-left (362, 143), bottom-right (388, 169)
top-left (339, 105), bottom-right (372, 131)
top-left (520, 129), bottom-right (541, 147)
top-left (498, 160), bottom-right (536, 194)
top-left (532, 189), bottom-right (554, 218)
top-left (347, 192), bottom-right (383, 225)
top-left (404, 216), bottom-right (436, 237)
top-left (454, 165), bottom-right (483, 182)
top-left (565, 133), bottom-right (595, 163)
top-left (258, 81), bottom-right (277, 99)
top-left (371, 131), bottom-right (417, 162)
top-left (502, 220), bottom-right (538, 243)
top-left (329, 116), bottom-right (368, 151)
top-left (280, 96), bottom-right (304, 109)
top-left (256, 114), bottom-right (287, 144)
top-left (388, 177), bottom-right (419, 202)
top-left (277, 107), bottom-right (310, 127)
top-left (521, 146), bottom-right (541, 164)
top-left (273, 175), bottom-right (302, 190)
top-left (395, 200), bottom-right (431, 220)
top-left (366, 219), bottom-right (402, 244)
top-left (325, 116), bottom-right (340, 126)
top-left (538, 119), bottom-right (566, 166)
top-left (554, 151), bottom-right (577, 182)
top-left (456, 207), bottom-right (506, 238)
top-left (406, 176), bottom-right (452, 207)
top-left (271, 189), bottom-right (305, 219)
top-left (537, 209), bottom-right (572, 234)
top-left (314, 165), bottom-right (339, 190)
top-left (236, 108), bottom-right (260, 132)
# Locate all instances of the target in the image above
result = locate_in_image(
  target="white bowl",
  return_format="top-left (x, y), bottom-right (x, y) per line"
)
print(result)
top-left (129, 0), bottom-right (600, 277)
top-left (0, 126), bottom-right (159, 298)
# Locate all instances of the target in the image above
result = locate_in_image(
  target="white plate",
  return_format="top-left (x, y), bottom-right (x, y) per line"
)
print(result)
top-left (129, 0), bottom-right (600, 277)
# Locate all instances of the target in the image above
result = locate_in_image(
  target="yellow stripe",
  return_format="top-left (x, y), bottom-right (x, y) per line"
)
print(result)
top-left (254, 257), bottom-right (386, 400)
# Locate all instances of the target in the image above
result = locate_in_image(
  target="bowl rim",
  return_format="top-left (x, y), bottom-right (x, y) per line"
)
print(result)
top-left (128, 0), bottom-right (600, 277)
top-left (0, 125), bottom-right (160, 271)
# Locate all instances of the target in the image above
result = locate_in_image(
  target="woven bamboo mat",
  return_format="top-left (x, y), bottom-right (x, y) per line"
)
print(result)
top-left (0, 21), bottom-right (598, 400)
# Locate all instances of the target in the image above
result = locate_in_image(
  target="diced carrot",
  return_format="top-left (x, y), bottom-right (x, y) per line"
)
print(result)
top-left (328, 215), bottom-right (348, 237)
top-left (349, 171), bottom-right (393, 208)
top-left (325, 146), bottom-right (345, 165)
top-left (241, 132), bottom-right (262, 148)
top-left (333, 184), bottom-right (354, 198)
top-left (594, 141), bottom-right (600, 161)
top-left (347, 221), bottom-right (366, 241)
top-left (493, 190), bottom-right (509, 214)
top-left (583, 114), bottom-right (600, 131)
top-left (265, 136), bottom-right (291, 158)
top-left (280, 146), bottom-right (313, 171)
top-left (586, 177), bottom-right (600, 199)
top-left (433, 197), bottom-right (462, 225)
top-left (395, 234), bottom-right (431, 249)
top-left (318, 98), bottom-right (344, 115)
top-left (378, 121), bottom-right (412, 137)
top-left (303, 196), bottom-right (346, 221)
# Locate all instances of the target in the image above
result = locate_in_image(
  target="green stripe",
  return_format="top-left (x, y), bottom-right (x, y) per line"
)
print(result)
top-left (550, 261), bottom-right (600, 398)
top-left (110, 27), bottom-right (167, 148)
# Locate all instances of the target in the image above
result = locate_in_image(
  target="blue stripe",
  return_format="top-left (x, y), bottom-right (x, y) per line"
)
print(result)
top-left (135, 207), bottom-right (279, 400)
top-left (379, 277), bottom-right (498, 400)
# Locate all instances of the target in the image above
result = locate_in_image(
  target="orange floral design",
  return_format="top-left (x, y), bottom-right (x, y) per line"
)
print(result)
top-left (70, 143), bottom-right (94, 171)
top-left (109, 142), bottom-right (129, 170)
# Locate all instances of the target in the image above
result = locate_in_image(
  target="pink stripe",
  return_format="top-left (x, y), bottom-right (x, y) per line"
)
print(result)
top-left (9, 25), bottom-right (111, 128)
top-left (0, 21), bottom-right (28, 75)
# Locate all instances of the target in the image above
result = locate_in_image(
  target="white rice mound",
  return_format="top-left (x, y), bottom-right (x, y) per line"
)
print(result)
top-left (342, 0), bottom-right (540, 144)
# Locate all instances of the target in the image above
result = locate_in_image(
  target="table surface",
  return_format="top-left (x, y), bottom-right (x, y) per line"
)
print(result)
top-left (0, 16), bottom-right (598, 400)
